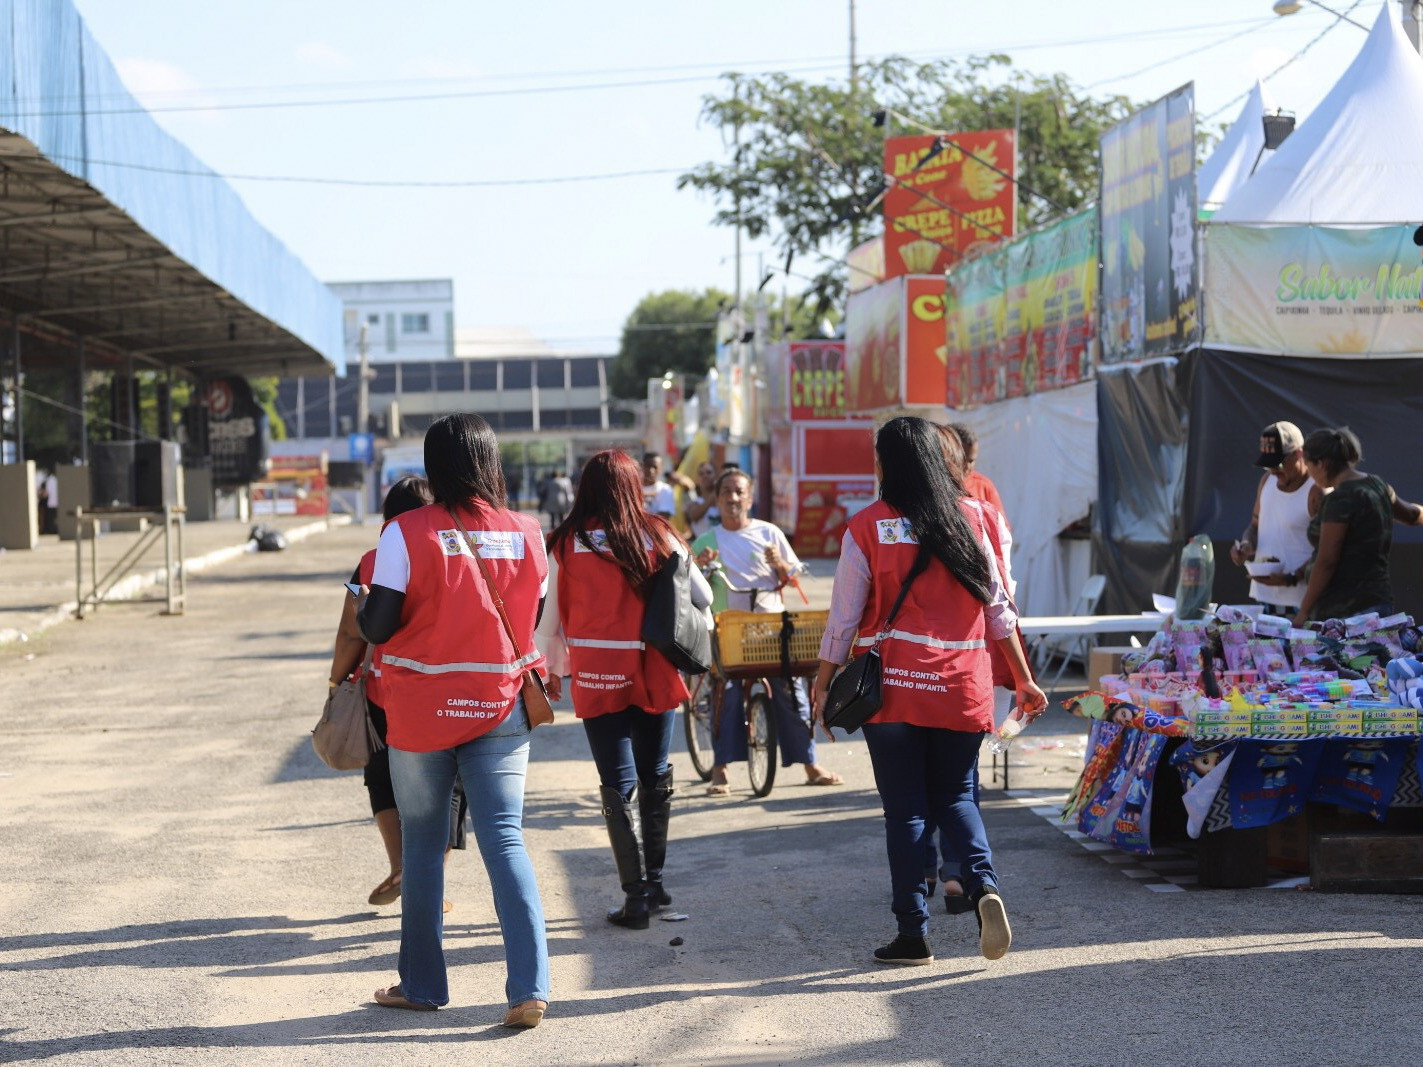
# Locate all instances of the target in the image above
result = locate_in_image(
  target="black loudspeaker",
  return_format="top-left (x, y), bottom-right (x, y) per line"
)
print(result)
top-left (327, 461), bottom-right (364, 488)
top-left (133, 441), bottom-right (180, 507)
top-left (91, 442), bottom-right (136, 506)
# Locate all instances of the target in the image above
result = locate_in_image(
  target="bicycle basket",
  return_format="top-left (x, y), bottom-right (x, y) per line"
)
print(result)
top-left (714, 609), bottom-right (828, 677)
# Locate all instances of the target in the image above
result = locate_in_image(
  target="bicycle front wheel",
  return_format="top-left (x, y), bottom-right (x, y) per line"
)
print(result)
top-left (682, 676), bottom-right (716, 782)
top-left (746, 689), bottom-right (779, 797)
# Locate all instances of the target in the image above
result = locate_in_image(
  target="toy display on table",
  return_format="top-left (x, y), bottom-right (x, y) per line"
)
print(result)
top-left (1061, 606), bottom-right (1423, 854)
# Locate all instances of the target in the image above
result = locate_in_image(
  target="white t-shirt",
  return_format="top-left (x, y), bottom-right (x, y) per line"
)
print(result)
top-left (703, 519), bottom-right (800, 613)
top-left (687, 493), bottom-right (722, 539)
top-left (643, 481), bottom-right (676, 517)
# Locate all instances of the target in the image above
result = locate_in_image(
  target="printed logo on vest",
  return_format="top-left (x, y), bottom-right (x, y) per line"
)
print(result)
top-left (437, 529), bottom-right (527, 559)
top-left (573, 530), bottom-right (610, 553)
top-left (876, 518), bottom-right (918, 545)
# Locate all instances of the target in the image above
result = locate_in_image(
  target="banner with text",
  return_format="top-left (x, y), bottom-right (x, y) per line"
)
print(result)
top-left (788, 341), bottom-right (854, 420)
top-left (946, 207), bottom-right (1098, 407)
top-left (1099, 84), bottom-right (1198, 363)
top-left (883, 131), bottom-right (1016, 280)
top-left (1204, 224), bottom-right (1423, 356)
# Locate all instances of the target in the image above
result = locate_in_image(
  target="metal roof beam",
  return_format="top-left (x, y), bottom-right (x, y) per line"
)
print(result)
top-left (0, 251), bottom-right (171, 284)
top-left (0, 205), bottom-right (113, 229)
top-left (31, 291), bottom-right (222, 317)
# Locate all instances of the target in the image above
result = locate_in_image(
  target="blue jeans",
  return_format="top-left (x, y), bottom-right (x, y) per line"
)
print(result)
top-left (925, 766), bottom-right (981, 880)
top-left (389, 698), bottom-right (549, 1008)
top-left (712, 677), bottom-right (815, 767)
top-left (862, 722), bottom-right (996, 938)
top-left (582, 706), bottom-right (675, 799)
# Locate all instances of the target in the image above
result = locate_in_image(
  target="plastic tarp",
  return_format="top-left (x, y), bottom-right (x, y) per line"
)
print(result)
top-left (1093, 358), bottom-right (1193, 615)
top-left (0, 0), bottom-right (343, 370)
top-left (1183, 349), bottom-right (1423, 609)
top-left (1197, 82), bottom-right (1273, 215)
top-left (954, 381), bottom-right (1097, 617)
top-left (1213, 3), bottom-right (1423, 225)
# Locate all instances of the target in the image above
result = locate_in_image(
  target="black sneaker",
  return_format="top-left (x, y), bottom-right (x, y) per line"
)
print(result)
top-left (872, 934), bottom-right (933, 966)
top-left (974, 889), bottom-right (1012, 960)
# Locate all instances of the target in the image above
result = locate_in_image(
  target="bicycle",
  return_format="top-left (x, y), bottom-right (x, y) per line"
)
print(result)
top-left (681, 563), bottom-right (826, 798)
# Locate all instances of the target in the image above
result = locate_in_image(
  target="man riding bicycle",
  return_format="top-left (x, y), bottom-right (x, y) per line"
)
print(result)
top-left (691, 468), bottom-right (843, 796)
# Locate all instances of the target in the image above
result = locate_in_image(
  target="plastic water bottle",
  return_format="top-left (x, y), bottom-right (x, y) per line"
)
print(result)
top-left (987, 711), bottom-right (1025, 754)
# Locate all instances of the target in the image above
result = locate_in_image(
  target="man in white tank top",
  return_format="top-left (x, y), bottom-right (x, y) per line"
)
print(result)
top-left (1229, 420), bottom-right (1324, 614)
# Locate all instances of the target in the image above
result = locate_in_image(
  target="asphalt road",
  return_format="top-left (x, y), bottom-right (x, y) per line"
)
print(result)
top-left (2, 525), bottom-right (1421, 1066)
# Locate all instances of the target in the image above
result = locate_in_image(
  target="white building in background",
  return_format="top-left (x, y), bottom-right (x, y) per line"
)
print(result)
top-left (329, 279), bottom-right (455, 364)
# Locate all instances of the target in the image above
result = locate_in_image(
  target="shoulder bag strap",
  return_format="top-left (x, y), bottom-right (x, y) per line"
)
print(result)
top-left (446, 506), bottom-right (530, 662)
top-left (873, 552), bottom-right (927, 649)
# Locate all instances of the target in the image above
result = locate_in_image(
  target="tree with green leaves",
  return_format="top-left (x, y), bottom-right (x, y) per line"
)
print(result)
top-left (678, 55), bottom-right (1135, 318)
top-left (609, 288), bottom-right (730, 399)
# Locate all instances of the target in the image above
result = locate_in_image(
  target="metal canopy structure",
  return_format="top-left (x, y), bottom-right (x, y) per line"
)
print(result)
top-left (0, 0), bottom-right (343, 381)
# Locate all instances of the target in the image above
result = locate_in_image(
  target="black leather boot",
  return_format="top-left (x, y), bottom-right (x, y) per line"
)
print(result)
top-left (599, 785), bottom-right (650, 929)
top-left (639, 769), bottom-right (674, 908)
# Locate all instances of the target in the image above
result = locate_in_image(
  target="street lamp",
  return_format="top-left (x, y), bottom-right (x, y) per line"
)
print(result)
top-left (1271, 0), bottom-right (1368, 30)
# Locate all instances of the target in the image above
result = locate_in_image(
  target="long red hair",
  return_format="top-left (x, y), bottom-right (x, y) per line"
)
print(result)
top-left (548, 450), bottom-right (681, 593)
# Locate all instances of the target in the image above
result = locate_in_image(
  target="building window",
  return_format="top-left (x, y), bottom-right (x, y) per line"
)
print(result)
top-left (502, 360), bottom-right (532, 389)
top-left (569, 359), bottom-right (602, 388)
top-left (537, 359), bottom-right (566, 389)
top-left (366, 313), bottom-right (380, 325)
top-left (468, 362), bottom-right (497, 390)
top-left (401, 312), bottom-right (431, 334)
top-left (434, 362), bottom-right (466, 391)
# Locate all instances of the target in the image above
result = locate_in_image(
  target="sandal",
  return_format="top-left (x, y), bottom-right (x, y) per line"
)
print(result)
top-left (705, 782), bottom-right (731, 796)
top-left (368, 871), bottom-right (402, 906)
top-left (805, 771), bottom-right (844, 786)
top-left (943, 879), bottom-right (974, 915)
top-left (374, 984), bottom-right (437, 1012)
top-left (502, 999), bottom-right (548, 1029)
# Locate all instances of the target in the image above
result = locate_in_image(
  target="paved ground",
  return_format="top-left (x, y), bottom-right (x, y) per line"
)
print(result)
top-left (2, 525), bottom-right (1421, 1065)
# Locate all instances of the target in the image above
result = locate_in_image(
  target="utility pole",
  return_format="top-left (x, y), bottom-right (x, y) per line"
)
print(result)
top-left (848, 0), bottom-right (857, 101)
top-left (356, 321), bottom-right (370, 436)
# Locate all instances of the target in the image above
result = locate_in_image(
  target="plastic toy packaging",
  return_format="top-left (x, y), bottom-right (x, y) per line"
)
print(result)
top-left (1249, 637), bottom-right (1290, 677)
top-left (1287, 628), bottom-right (1323, 669)
top-left (1221, 624), bottom-right (1255, 673)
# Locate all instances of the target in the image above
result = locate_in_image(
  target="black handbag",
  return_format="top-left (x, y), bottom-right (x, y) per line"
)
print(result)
top-left (822, 564), bottom-right (922, 733)
top-left (641, 550), bottom-right (713, 675)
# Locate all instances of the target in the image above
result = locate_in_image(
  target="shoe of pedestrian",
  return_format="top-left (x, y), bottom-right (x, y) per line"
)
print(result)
top-left (924, 876), bottom-right (937, 899)
top-left (943, 879), bottom-right (974, 915)
top-left (872, 933), bottom-right (933, 966)
top-left (373, 984), bottom-right (436, 1011)
top-left (607, 891), bottom-right (651, 930)
top-left (502, 999), bottom-right (547, 1029)
top-left (368, 871), bottom-right (402, 906)
top-left (647, 881), bottom-right (672, 909)
top-left (974, 888), bottom-right (1012, 960)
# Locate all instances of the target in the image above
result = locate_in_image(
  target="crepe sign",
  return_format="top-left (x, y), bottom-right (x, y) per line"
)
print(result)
top-left (883, 131), bottom-right (1016, 279)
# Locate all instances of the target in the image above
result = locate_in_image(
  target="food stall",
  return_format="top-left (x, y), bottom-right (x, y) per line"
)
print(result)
top-left (764, 340), bottom-right (875, 556)
top-left (1061, 604), bottom-right (1423, 890)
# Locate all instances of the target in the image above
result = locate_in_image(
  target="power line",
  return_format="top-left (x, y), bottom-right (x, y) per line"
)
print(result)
top-left (1083, 17), bottom-right (1277, 90)
top-left (11, 17), bottom-right (1283, 119)
top-left (46, 154), bottom-right (689, 188)
top-left (1201, 0), bottom-right (1365, 122)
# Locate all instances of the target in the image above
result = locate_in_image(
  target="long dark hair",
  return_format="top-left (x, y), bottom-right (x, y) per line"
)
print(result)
top-left (548, 450), bottom-right (679, 592)
top-left (877, 416), bottom-right (992, 604)
top-left (423, 413), bottom-right (506, 509)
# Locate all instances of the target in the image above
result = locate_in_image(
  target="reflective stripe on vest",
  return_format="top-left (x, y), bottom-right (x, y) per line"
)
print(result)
top-left (855, 629), bottom-right (987, 651)
top-left (382, 650), bottom-right (541, 675)
top-left (566, 636), bottom-right (646, 650)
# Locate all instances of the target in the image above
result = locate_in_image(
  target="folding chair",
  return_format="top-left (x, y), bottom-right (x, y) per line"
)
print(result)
top-left (1032, 574), bottom-right (1106, 691)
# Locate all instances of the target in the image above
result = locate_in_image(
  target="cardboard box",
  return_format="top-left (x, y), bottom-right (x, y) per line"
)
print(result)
top-left (1089, 646), bottom-right (1139, 691)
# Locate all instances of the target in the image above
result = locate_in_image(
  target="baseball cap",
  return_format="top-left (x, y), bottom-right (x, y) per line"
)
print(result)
top-left (1255, 421), bottom-right (1304, 468)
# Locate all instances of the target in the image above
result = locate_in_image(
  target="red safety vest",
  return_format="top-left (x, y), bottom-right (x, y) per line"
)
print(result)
top-left (378, 501), bottom-right (548, 751)
top-left (554, 528), bottom-right (690, 718)
top-left (848, 499), bottom-right (994, 731)
top-left (356, 548), bottom-right (384, 707)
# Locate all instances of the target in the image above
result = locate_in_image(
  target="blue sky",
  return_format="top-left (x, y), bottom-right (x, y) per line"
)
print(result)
top-left (70, 0), bottom-right (1380, 353)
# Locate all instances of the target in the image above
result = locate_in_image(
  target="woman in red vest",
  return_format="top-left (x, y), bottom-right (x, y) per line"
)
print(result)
top-left (812, 416), bottom-right (1046, 967)
top-left (357, 413), bottom-right (550, 1028)
top-left (536, 450), bottom-right (712, 930)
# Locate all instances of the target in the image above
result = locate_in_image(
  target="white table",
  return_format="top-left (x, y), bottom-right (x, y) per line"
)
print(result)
top-left (1016, 612), bottom-right (1168, 639)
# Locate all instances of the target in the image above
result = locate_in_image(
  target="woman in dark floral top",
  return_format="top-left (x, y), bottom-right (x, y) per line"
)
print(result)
top-left (1295, 427), bottom-right (1423, 624)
